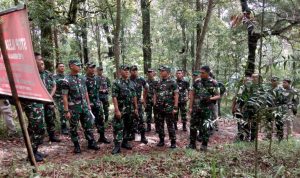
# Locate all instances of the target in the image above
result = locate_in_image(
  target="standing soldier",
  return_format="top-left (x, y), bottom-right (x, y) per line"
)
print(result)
top-left (282, 78), bottom-right (299, 137)
top-left (35, 53), bottom-right (60, 142)
top-left (145, 68), bottom-right (159, 132)
top-left (129, 65), bottom-right (148, 144)
top-left (154, 65), bottom-right (179, 148)
top-left (187, 66), bottom-right (220, 151)
top-left (175, 69), bottom-right (190, 131)
top-left (86, 62), bottom-right (110, 144)
top-left (62, 59), bottom-right (99, 153)
top-left (97, 66), bottom-right (111, 122)
top-left (53, 62), bottom-right (68, 135)
top-left (111, 65), bottom-right (139, 154)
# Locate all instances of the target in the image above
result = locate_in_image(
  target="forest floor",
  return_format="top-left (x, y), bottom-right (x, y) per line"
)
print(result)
top-left (1, 116), bottom-right (300, 177)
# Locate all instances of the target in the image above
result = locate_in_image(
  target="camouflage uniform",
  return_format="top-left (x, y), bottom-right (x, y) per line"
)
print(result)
top-left (40, 70), bottom-right (57, 137)
top-left (98, 75), bottom-right (111, 122)
top-left (189, 78), bottom-right (219, 147)
top-left (175, 78), bottom-right (189, 129)
top-left (155, 77), bottom-right (178, 143)
top-left (130, 75), bottom-right (148, 136)
top-left (23, 102), bottom-right (45, 153)
top-left (111, 78), bottom-right (137, 144)
top-left (145, 77), bottom-right (159, 131)
top-left (53, 73), bottom-right (67, 132)
top-left (62, 74), bottom-right (96, 144)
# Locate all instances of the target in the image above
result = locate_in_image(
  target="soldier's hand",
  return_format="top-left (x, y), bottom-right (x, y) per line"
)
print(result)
top-left (172, 109), bottom-right (178, 115)
top-left (115, 110), bottom-right (121, 119)
top-left (65, 112), bottom-right (71, 120)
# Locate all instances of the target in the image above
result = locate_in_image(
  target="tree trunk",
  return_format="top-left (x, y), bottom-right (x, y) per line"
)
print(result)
top-left (180, 21), bottom-right (188, 71)
top-left (40, 21), bottom-right (53, 72)
top-left (141, 0), bottom-right (152, 74)
top-left (102, 14), bottom-right (114, 59)
top-left (53, 27), bottom-right (60, 66)
top-left (195, 0), bottom-right (214, 70)
top-left (195, 0), bottom-right (202, 69)
top-left (94, 18), bottom-right (102, 66)
top-left (82, 7), bottom-right (89, 64)
top-left (114, 0), bottom-right (121, 72)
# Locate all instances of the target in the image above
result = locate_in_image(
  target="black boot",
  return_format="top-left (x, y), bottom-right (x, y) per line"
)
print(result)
top-left (146, 123), bottom-right (151, 132)
top-left (36, 151), bottom-right (48, 158)
top-left (112, 142), bottom-right (121, 155)
top-left (170, 140), bottom-right (176, 149)
top-left (73, 142), bottom-right (81, 154)
top-left (128, 133), bottom-right (135, 141)
top-left (140, 132), bottom-right (148, 144)
top-left (197, 134), bottom-right (202, 142)
top-left (186, 142), bottom-right (196, 149)
top-left (182, 122), bottom-right (187, 131)
top-left (98, 133), bottom-right (111, 144)
top-left (49, 132), bottom-right (61, 142)
top-left (121, 140), bottom-right (132, 150)
top-left (157, 138), bottom-right (165, 147)
top-left (32, 148), bottom-right (44, 162)
top-left (61, 124), bottom-right (69, 135)
top-left (88, 140), bottom-right (100, 150)
top-left (174, 122), bottom-right (178, 130)
top-left (200, 142), bottom-right (208, 152)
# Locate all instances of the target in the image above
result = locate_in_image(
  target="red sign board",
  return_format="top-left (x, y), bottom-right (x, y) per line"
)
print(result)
top-left (0, 6), bottom-right (53, 102)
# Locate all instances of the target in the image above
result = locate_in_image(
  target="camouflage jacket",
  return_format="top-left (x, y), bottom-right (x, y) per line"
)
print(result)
top-left (40, 70), bottom-right (56, 93)
top-left (86, 74), bottom-right (102, 108)
top-left (176, 78), bottom-right (190, 103)
top-left (53, 73), bottom-right (65, 98)
top-left (98, 75), bottom-right (111, 98)
top-left (112, 78), bottom-right (136, 113)
top-left (146, 78), bottom-right (159, 102)
top-left (130, 76), bottom-right (148, 100)
top-left (155, 77), bottom-right (178, 112)
top-left (62, 74), bottom-right (89, 112)
top-left (281, 87), bottom-right (299, 112)
top-left (192, 78), bottom-right (219, 109)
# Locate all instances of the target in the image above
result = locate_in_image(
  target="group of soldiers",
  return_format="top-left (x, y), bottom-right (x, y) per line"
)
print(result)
top-left (232, 73), bottom-right (299, 142)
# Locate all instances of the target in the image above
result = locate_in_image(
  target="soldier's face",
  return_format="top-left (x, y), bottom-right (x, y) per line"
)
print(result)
top-left (87, 67), bottom-right (96, 75)
top-left (271, 80), bottom-right (278, 88)
top-left (121, 69), bottom-right (130, 78)
top-left (200, 70), bottom-right (208, 79)
top-left (176, 71), bottom-right (183, 79)
top-left (130, 70), bottom-right (138, 77)
top-left (97, 69), bottom-right (103, 76)
top-left (282, 81), bottom-right (290, 89)
top-left (70, 64), bottom-right (81, 73)
top-left (147, 71), bottom-right (155, 78)
top-left (160, 70), bottom-right (168, 78)
top-left (57, 64), bottom-right (65, 73)
top-left (36, 60), bottom-right (45, 72)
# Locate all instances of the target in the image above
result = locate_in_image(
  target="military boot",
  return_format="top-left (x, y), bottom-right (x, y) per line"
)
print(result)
top-left (174, 122), bottom-right (178, 130)
top-left (186, 142), bottom-right (196, 149)
top-left (146, 123), bottom-right (151, 132)
top-left (98, 133), bottom-right (111, 144)
top-left (88, 140), bottom-right (100, 150)
top-left (49, 132), bottom-right (61, 142)
top-left (157, 137), bottom-right (164, 147)
top-left (121, 140), bottom-right (132, 150)
top-left (73, 141), bottom-right (81, 154)
top-left (32, 148), bottom-right (44, 163)
top-left (170, 140), bottom-right (176, 149)
top-left (200, 142), bottom-right (208, 152)
top-left (182, 122), bottom-right (187, 131)
top-left (61, 123), bottom-right (69, 135)
top-left (140, 132), bottom-right (148, 144)
top-left (112, 142), bottom-right (121, 155)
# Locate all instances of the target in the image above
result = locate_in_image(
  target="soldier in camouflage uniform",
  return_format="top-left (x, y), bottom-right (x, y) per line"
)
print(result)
top-left (145, 68), bottom-right (159, 132)
top-left (23, 101), bottom-right (46, 162)
top-left (86, 62), bottom-right (110, 144)
top-left (35, 53), bottom-right (60, 142)
top-left (97, 66), bottom-right (111, 122)
top-left (154, 65), bottom-right (179, 149)
top-left (175, 69), bottom-right (190, 131)
top-left (111, 65), bottom-right (139, 154)
top-left (53, 62), bottom-right (68, 135)
top-left (129, 65), bottom-right (148, 144)
top-left (282, 78), bottom-right (299, 137)
top-left (187, 66), bottom-right (220, 151)
top-left (62, 59), bottom-right (99, 153)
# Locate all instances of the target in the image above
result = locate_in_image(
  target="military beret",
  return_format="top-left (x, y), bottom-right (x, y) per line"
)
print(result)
top-left (130, 65), bottom-right (138, 71)
top-left (86, 61), bottom-right (96, 68)
top-left (69, 59), bottom-right (81, 66)
top-left (119, 64), bottom-right (130, 70)
top-left (159, 65), bottom-right (171, 72)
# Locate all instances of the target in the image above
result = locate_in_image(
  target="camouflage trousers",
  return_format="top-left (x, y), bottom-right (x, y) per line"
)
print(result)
top-left (157, 110), bottom-right (176, 141)
top-left (54, 97), bottom-right (67, 127)
top-left (91, 105), bottom-right (105, 134)
top-left (237, 110), bottom-right (257, 141)
top-left (174, 102), bottom-right (187, 123)
top-left (99, 96), bottom-right (109, 121)
top-left (132, 101), bottom-right (145, 135)
top-left (145, 99), bottom-right (157, 123)
top-left (44, 103), bottom-right (56, 135)
top-left (265, 112), bottom-right (284, 140)
top-left (69, 109), bottom-right (95, 143)
top-left (24, 103), bottom-right (45, 151)
top-left (113, 112), bottom-right (133, 144)
top-left (190, 107), bottom-right (213, 144)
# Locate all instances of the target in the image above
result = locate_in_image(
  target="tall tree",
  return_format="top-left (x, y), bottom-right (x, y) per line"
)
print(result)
top-left (114, 0), bottom-right (121, 72)
top-left (141, 0), bottom-right (152, 74)
top-left (81, 2), bottom-right (89, 64)
top-left (195, 0), bottom-right (214, 70)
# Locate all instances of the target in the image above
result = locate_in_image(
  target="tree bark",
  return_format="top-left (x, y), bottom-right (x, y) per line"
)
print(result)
top-left (195, 0), bottom-right (202, 69)
top-left (180, 21), bottom-right (188, 71)
top-left (82, 8), bottom-right (89, 64)
top-left (114, 0), bottom-right (121, 72)
top-left (102, 14), bottom-right (114, 58)
top-left (141, 0), bottom-right (152, 74)
top-left (195, 0), bottom-right (214, 70)
top-left (94, 18), bottom-right (102, 66)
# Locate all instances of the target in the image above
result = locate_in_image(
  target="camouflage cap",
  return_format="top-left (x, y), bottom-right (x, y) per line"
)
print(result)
top-left (192, 70), bottom-right (200, 76)
top-left (119, 64), bottom-right (130, 70)
top-left (130, 65), bottom-right (138, 71)
top-left (147, 68), bottom-right (155, 72)
top-left (86, 61), bottom-right (96, 68)
top-left (69, 59), bottom-right (81, 66)
top-left (270, 76), bottom-right (279, 81)
top-left (159, 65), bottom-right (171, 72)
